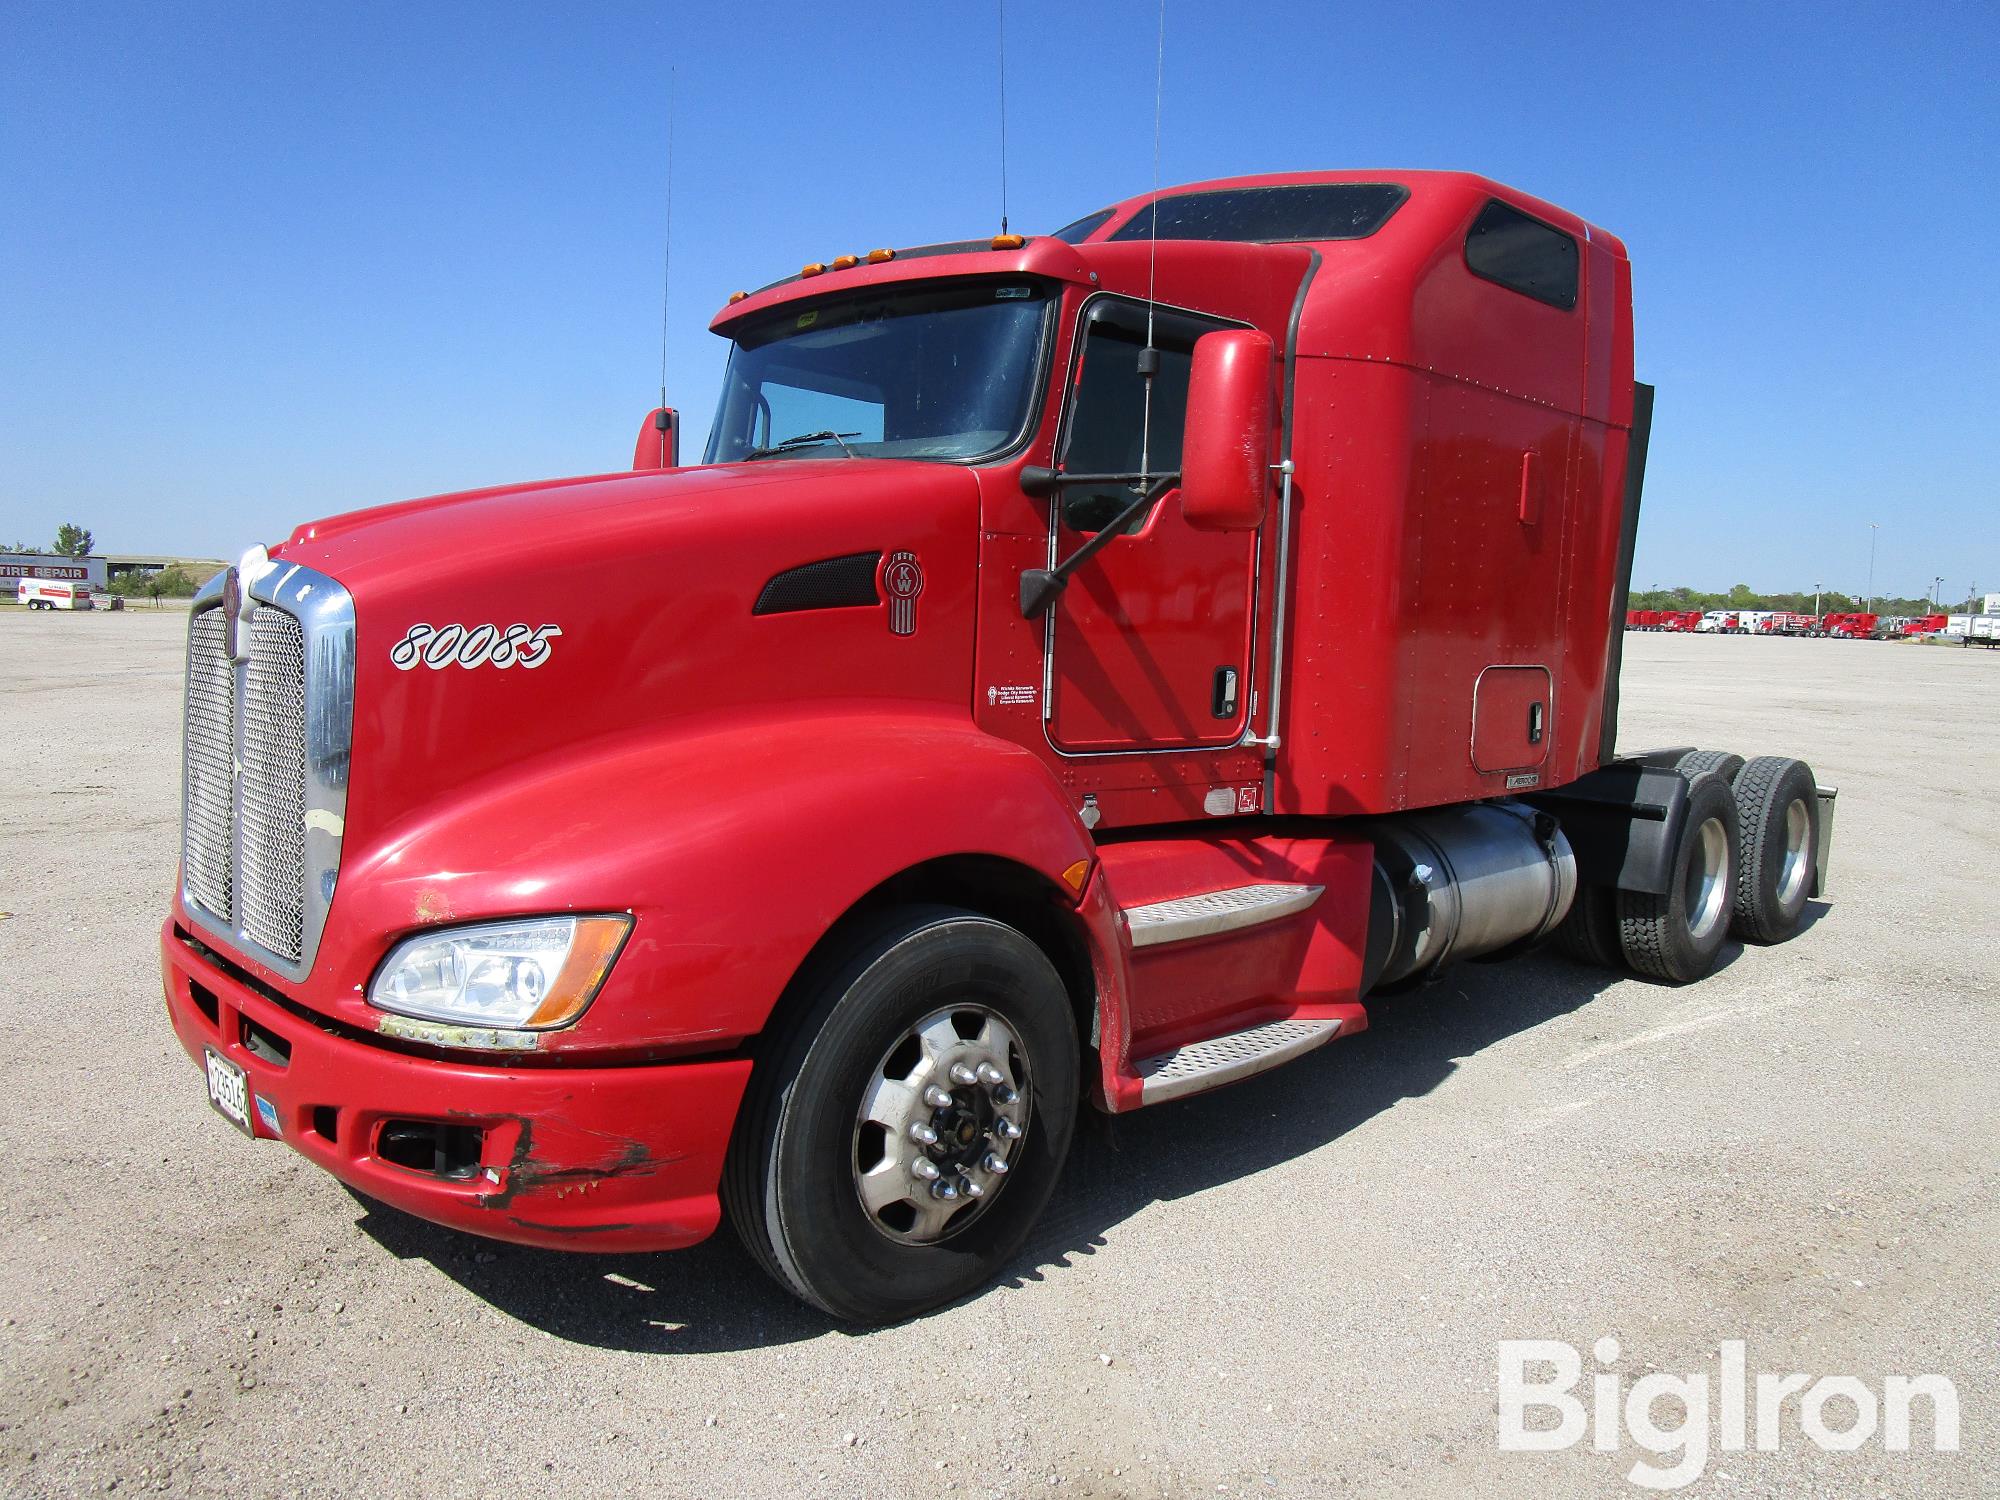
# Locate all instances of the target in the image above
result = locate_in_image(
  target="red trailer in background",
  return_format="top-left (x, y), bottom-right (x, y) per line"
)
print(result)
top-left (1823, 612), bottom-right (1879, 639)
top-left (1662, 610), bottom-right (1703, 632)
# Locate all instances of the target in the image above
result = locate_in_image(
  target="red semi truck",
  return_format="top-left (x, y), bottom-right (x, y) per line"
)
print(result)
top-left (162, 171), bottom-right (1832, 1321)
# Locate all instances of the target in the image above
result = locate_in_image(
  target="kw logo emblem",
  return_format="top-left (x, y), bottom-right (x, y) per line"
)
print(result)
top-left (883, 551), bottom-right (924, 636)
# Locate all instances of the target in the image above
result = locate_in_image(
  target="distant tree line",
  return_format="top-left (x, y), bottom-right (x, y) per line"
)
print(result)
top-left (1628, 583), bottom-right (1972, 616)
top-left (107, 566), bottom-right (205, 601)
top-left (2, 523), bottom-right (94, 556)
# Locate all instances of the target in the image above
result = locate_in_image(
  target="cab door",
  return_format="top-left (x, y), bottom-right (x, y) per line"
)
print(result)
top-left (1045, 300), bottom-right (1258, 753)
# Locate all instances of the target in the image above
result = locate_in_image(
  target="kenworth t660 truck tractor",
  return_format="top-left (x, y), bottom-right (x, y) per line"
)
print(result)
top-left (163, 171), bottom-right (1832, 1322)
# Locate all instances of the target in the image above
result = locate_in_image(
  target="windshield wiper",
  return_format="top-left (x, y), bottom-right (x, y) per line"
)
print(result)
top-left (744, 430), bottom-right (862, 461)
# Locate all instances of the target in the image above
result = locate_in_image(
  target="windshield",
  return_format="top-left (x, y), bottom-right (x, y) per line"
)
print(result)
top-left (704, 279), bottom-right (1054, 464)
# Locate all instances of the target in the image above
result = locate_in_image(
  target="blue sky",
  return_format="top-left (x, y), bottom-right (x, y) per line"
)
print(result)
top-left (3, 2), bottom-right (1994, 600)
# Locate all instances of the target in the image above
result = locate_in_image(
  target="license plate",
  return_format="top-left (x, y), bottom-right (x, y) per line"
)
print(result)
top-left (205, 1049), bottom-right (254, 1137)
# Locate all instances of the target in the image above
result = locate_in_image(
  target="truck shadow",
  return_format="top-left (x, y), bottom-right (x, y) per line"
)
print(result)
top-left (348, 933), bottom-right (1783, 1353)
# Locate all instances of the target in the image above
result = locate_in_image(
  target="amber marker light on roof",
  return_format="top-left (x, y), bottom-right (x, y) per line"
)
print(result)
top-left (866, 248), bottom-right (896, 263)
top-left (831, 254), bottom-right (860, 271)
top-left (991, 233), bottom-right (1026, 250)
top-left (728, 291), bottom-right (748, 304)
top-left (801, 262), bottom-right (826, 277)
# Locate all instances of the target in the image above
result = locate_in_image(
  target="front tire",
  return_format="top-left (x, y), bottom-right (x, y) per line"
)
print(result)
top-left (724, 906), bottom-right (1079, 1323)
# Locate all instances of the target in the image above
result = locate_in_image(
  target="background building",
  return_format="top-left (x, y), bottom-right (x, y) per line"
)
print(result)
top-left (0, 552), bottom-right (107, 592)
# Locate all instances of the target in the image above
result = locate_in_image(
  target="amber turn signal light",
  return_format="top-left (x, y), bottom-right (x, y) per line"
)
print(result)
top-left (524, 916), bottom-right (633, 1029)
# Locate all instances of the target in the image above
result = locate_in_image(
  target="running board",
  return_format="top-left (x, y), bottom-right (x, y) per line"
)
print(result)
top-left (1123, 883), bottom-right (1324, 949)
top-left (1133, 1017), bottom-right (1343, 1104)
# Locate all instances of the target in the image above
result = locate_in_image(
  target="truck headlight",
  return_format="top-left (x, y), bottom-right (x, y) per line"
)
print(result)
top-left (369, 915), bottom-right (631, 1030)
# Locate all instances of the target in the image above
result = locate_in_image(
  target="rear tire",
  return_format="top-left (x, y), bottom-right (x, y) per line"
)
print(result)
top-left (1616, 771), bottom-right (1739, 984)
top-left (1553, 883), bottom-right (1623, 970)
top-left (1676, 748), bottom-right (1745, 783)
top-left (724, 906), bottom-right (1079, 1324)
top-left (1730, 756), bottom-right (1819, 944)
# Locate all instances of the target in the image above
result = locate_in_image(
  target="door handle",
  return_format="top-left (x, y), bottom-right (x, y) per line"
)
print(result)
top-left (1212, 666), bottom-right (1240, 720)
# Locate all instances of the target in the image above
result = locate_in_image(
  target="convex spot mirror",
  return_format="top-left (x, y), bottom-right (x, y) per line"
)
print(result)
top-left (1179, 330), bottom-right (1274, 531)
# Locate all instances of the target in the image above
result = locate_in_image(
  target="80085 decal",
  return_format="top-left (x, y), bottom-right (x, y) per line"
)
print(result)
top-left (391, 622), bottom-right (562, 671)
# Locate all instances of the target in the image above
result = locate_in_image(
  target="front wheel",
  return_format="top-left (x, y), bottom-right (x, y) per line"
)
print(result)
top-left (724, 906), bottom-right (1079, 1323)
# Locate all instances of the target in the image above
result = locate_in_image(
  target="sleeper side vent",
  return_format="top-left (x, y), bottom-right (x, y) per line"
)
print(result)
top-left (753, 552), bottom-right (882, 616)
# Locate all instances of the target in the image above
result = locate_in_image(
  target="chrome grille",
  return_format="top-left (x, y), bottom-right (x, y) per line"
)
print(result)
top-left (179, 561), bottom-right (353, 979)
top-left (240, 609), bottom-right (309, 961)
top-left (182, 611), bottom-right (235, 922)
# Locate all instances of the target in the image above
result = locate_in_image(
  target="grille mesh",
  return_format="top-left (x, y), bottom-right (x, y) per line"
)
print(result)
top-left (182, 611), bottom-right (235, 922)
top-left (240, 608), bottom-right (309, 961)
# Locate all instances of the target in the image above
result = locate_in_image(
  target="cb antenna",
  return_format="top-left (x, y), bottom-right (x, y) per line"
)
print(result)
top-left (996, 0), bottom-right (1010, 236)
top-left (1139, 0), bottom-right (1166, 478)
top-left (657, 67), bottom-right (677, 418)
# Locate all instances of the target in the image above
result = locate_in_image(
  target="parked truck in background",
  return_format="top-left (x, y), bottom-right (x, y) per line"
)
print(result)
top-left (161, 171), bottom-right (1833, 1321)
top-left (1952, 614), bottom-right (2000, 648)
top-left (1822, 612), bottom-right (1880, 639)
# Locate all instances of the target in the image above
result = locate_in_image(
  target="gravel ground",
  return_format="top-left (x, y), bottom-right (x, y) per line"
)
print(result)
top-left (1, 611), bottom-right (1994, 1498)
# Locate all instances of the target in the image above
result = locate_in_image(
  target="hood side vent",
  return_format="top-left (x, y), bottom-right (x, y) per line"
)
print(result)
top-left (754, 552), bottom-right (883, 616)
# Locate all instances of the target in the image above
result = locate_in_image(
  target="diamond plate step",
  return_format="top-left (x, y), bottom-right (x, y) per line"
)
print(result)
top-left (1133, 1017), bottom-right (1343, 1104)
top-left (1124, 883), bottom-right (1324, 949)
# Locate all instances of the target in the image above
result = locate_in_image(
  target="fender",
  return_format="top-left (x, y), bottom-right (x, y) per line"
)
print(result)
top-left (300, 706), bottom-right (1108, 1055)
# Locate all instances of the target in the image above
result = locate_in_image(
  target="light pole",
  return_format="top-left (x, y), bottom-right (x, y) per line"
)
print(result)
top-left (1866, 523), bottom-right (1878, 613)
top-left (1933, 576), bottom-right (1944, 611)
top-left (1813, 581), bottom-right (1823, 618)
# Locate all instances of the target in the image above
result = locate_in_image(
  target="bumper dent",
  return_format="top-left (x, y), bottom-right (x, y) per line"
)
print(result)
top-left (161, 920), bottom-right (751, 1252)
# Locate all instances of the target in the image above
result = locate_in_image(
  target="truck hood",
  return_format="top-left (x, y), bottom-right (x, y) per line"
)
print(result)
top-left (268, 459), bottom-right (983, 856)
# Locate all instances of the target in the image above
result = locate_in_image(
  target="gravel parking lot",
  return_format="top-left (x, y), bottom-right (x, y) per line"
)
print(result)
top-left (1, 610), bottom-right (1994, 1498)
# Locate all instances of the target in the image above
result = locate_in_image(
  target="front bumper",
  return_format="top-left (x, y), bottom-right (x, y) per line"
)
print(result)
top-left (160, 919), bottom-right (752, 1252)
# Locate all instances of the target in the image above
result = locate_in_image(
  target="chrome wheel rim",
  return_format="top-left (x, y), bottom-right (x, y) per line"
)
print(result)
top-left (852, 1005), bottom-right (1031, 1245)
top-left (1776, 798), bottom-right (1812, 909)
top-left (1684, 816), bottom-right (1730, 942)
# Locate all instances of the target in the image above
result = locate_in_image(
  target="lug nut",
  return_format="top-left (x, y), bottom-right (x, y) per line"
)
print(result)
top-left (993, 1116), bottom-right (1022, 1141)
top-left (961, 1176), bottom-right (985, 1199)
top-left (992, 1084), bottom-right (1019, 1106)
top-left (911, 1158), bottom-right (940, 1181)
top-left (983, 1152), bottom-right (1009, 1175)
top-left (923, 1084), bottom-right (954, 1109)
top-left (976, 1062), bottom-right (1005, 1085)
top-left (932, 1178), bottom-right (959, 1200)
top-left (949, 1062), bottom-right (979, 1086)
top-left (908, 1121), bottom-right (938, 1146)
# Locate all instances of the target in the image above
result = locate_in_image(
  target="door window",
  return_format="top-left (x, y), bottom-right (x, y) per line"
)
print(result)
top-left (1045, 299), bottom-right (1262, 755)
top-left (1058, 303), bottom-right (1224, 532)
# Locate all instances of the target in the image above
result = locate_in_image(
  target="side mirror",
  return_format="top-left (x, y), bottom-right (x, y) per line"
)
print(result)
top-left (1179, 330), bottom-right (1274, 531)
top-left (632, 406), bottom-right (681, 470)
